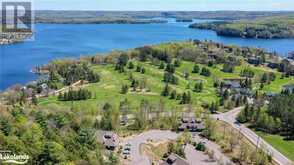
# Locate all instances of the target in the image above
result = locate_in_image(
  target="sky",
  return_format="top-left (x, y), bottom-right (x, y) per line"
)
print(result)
top-left (34, 0), bottom-right (294, 11)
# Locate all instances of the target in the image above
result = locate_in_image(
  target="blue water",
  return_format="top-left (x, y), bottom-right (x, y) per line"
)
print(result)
top-left (1, 20), bottom-right (294, 90)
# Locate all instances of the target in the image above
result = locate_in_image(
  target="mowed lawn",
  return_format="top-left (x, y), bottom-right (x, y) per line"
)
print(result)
top-left (38, 59), bottom-right (294, 113)
top-left (38, 60), bottom-right (220, 112)
top-left (256, 131), bottom-right (294, 161)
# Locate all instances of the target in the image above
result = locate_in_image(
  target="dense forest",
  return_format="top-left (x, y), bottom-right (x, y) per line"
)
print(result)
top-left (237, 93), bottom-right (294, 140)
top-left (189, 16), bottom-right (294, 39)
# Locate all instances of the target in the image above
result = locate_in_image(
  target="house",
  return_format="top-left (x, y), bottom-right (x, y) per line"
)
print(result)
top-left (160, 154), bottom-right (189, 165)
top-left (247, 57), bottom-right (260, 65)
top-left (267, 62), bottom-right (280, 69)
top-left (222, 80), bottom-right (241, 89)
top-left (103, 132), bottom-right (119, 150)
top-left (282, 84), bottom-right (294, 94)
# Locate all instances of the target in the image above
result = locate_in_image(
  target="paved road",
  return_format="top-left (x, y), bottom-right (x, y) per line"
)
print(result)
top-left (213, 107), bottom-right (293, 165)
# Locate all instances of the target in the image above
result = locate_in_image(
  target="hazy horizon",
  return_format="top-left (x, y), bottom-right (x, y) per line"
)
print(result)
top-left (31, 0), bottom-right (294, 11)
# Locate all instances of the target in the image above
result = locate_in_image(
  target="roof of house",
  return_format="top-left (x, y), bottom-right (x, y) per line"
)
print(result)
top-left (223, 81), bottom-right (241, 89)
top-left (160, 154), bottom-right (189, 165)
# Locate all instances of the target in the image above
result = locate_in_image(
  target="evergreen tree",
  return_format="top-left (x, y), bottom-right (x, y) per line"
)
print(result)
top-left (170, 90), bottom-right (177, 99)
top-left (200, 67), bottom-right (211, 77)
top-left (192, 64), bottom-right (200, 73)
top-left (120, 85), bottom-right (129, 94)
top-left (159, 62), bottom-right (165, 69)
top-left (165, 63), bottom-right (175, 73)
top-left (128, 61), bottom-right (134, 69)
top-left (141, 67), bottom-right (146, 74)
top-left (161, 84), bottom-right (170, 97)
top-left (174, 59), bottom-right (181, 67)
top-left (194, 82), bottom-right (203, 92)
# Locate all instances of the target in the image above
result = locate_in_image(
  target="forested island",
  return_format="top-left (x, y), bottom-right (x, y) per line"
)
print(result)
top-left (189, 16), bottom-right (294, 39)
top-left (0, 40), bottom-right (294, 164)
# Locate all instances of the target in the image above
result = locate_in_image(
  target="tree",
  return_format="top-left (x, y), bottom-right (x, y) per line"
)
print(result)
top-left (240, 68), bottom-right (255, 78)
top-left (109, 152), bottom-right (119, 165)
top-left (165, 63), bottom-right (175, 73)
top-left (209, 101), bottom-right (219, 113)
top-left (194, 81), bottom-right (203, 92)
top-left (131, 79), bottom-right (139, 91)
top-left (0, 118), bottom-right (12, 136)
top-left (208, 61), bottom-right (214, 67)
top-left (174, 59), bottom-right (181, 67)
top-left (203, 116), bottom-right (216, 140)
top-left (117, 53), bottom-right (129, 66)
top-left (136, 65), bottom-right (142, 72)
top-left (120, 85), bottom-right (129, 94)
top-left (38, 142), bottom-right (67, 164)
top-left (100, 103), bottom-right (116, 130)
top-left (32, 91), bottom-right (38, 105)
top-left (161, 84), bottom-right (170, 97)
top-left (192, 64), bottom-right (200, 73)
top-left (77, 128), bottom-right (96, 148)
top-left (180, 92), bottom-right (191, 104)
top-left (141, 67), bottom-right (146, 74)
top-left (223, 89), bottom-right (230, 100)
top-left (163, 72), bottom-right (178, 85)
top-left (128, 61), bottom-right (134, 69)
top-left (159, 62), bottom-right (165, 69)
top-left (170, 90), bottom-right (177, 99)
top-left (261, 73), bottom-right (269, 83)
top-left (200, 67), bottom-right (211, 77)
top-left (34, 111), bottom-right (47, 129)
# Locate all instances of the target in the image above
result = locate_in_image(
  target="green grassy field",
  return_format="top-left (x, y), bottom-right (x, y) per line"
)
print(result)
top-left (38, 59), bottom-right (294, 114)
top-left (256, 131), bottom-right (294, 161)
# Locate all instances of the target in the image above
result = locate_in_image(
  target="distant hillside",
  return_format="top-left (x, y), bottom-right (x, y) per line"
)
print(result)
top-left (1, 11), bottom-right (294, 24)
top-left (189, 15), bottom-right (294, 39)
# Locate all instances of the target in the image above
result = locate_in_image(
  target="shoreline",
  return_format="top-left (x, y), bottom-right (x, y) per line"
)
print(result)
top-left (0, 32), bottom-right (33, 45)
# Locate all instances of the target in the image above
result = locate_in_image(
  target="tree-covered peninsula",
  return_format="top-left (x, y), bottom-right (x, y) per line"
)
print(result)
top-left (189, 16), bottom-right (294, 39)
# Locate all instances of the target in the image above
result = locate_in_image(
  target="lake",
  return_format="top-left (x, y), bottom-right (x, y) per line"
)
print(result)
top-left (1, 20), bottom-right (294, 90)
